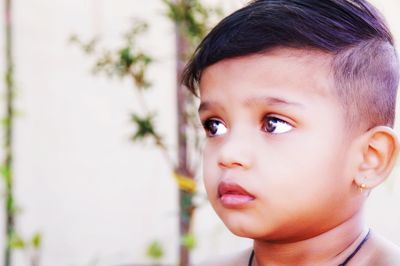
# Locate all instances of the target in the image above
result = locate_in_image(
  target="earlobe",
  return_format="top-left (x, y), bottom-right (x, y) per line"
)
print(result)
top-left (354, 126), bottom-right (399, 190)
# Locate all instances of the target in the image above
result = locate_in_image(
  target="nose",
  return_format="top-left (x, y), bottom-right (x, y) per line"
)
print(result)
top-left (217, 132), bottom-right (253, 170)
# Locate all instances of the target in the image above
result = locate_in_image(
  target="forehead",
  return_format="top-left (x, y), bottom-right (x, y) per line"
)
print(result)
top-left (198, 48), bottom-right (336, 108)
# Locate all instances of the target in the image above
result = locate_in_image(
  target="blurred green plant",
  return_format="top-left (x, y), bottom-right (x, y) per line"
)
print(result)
top-left (2, 0), bottom-right (17, 265)
top-left (72, 1), bottom-right (222, 265)
top-left (2, 1), bottom-right (42, 265)
top-left (163, 0), bottom-right (222, 54)
top-left (180, 233), bottom-right (196, 250)
top-left (8, 232), bottom-right (42, 266)
top-left (146, 240), bottom-right (164, 261)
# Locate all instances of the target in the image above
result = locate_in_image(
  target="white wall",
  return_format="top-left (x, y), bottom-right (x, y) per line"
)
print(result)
top-left (0, 0), bottom-right (399, 265)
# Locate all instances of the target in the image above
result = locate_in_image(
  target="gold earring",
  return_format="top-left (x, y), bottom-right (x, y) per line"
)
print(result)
top-left (359, 183), bottom-right (366, 193)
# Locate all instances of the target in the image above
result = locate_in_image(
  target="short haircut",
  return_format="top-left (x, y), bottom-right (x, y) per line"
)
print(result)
top-left (182, 0), bottom-right (399, 129)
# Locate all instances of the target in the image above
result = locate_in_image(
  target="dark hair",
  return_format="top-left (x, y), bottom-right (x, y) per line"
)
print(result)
top-left (182, 0), bottom-right (399, 129)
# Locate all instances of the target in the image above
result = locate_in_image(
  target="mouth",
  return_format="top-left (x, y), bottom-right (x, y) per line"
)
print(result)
top-left (217, 180), bottom-right (255, 208)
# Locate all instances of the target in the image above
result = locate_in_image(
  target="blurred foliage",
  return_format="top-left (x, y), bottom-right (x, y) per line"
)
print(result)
top-left (163, 0), bottom-right (222, 55)
top-left (31, 233), bottom-right (42, 249)
top-left (8, 231), bottom-right (42, 251)
top-left (70, 21), bottom-right (166, 151)
top-left (131, 113), bottom-right (157, 141)
top-left (181, 233), bottom-right (196, 250)
top-left (0, 164), bottom-right (11, 188)
top-left (70, 21), bottom-right (152, 86)
top-left (146, 241), bottom-right (164, 260)
top-left (7, 231), bottom-right (42, 266)
top-left (3, 1), bottom-right (16, 265)
top-left (72, 1), bottom-right (223, 265)
top-left (2, 1), bottom-right (42, 265)
top-left (8, 232), bottom-right (25, 249)
top-left (1, 117), bottom-right (11, 127)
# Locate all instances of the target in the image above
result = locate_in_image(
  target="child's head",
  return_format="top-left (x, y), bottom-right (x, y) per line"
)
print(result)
top-left (184, 0), bottom-right (399, 131)
top-left (183, 0), bottom-right (400, 241)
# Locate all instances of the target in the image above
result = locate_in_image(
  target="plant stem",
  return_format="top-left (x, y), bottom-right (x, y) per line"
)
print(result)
top-left (175, 8), bottom-right (193, 265)
top-left (4, 0), bottom-right (15, 265)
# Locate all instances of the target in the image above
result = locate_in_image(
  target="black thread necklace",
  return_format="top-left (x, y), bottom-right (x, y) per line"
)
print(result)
top-left (248, 229), bottom-right (370, 266)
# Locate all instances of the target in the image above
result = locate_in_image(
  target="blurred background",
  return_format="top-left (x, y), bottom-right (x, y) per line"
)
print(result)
top-left (0, 0), bottom-right (399, 265)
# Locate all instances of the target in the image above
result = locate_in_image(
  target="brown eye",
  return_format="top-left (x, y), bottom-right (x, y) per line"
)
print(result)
top-left (202, 119), bottom-right (227, 137)
top-left (262, 116), bottom-right (292, 134)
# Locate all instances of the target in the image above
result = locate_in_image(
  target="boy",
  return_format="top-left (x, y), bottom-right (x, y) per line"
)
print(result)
top-left (183, 0), bottom-right (400, 265)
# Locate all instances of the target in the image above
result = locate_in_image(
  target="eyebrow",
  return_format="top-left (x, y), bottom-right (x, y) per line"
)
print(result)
top-left (198, 96), bottom-right (304, 113)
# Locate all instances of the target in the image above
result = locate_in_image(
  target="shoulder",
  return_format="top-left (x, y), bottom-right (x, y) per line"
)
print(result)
top-left (196, 248), bottom-right (253, 266)
top-left (357, 231), bottom-right (400, 266)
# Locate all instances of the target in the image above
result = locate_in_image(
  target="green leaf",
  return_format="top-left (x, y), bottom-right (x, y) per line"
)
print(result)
top-left (31, 232), bottom-right (42, 249)
top-left (181, 233), bottom-right (196, 250)
top-left (119, 47), bottom-right (133, 68)
top-left (131, 113), bottom-right (157, 141)
top-left (6, 195), bottom-right (14, 212)
top-left (1, 117), bottom-right (11, 127)
top-left (8, 233), bottom-right (25, 249)
top-left (146, 241), bottom-right (164, 260)
top-left (0, 164), bottom-right (11, 183)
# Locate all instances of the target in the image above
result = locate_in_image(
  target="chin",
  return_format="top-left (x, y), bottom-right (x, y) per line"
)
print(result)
top-left (227, 225), bottom-right (272, 239)
top-left (222, 215), bottom-right (289, 241)
top-left (225, 224), bottom-right (253, 237)
top-left (219, 214), bottom-right (267, 238)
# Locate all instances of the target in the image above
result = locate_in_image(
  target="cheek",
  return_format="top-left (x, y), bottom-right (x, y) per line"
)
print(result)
top-left (255, 132), bottom-right (349, 199)
top-left (202, 145), bottom-right (219, 196)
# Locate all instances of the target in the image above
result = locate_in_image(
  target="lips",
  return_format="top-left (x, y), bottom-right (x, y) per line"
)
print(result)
top-left (218, 181), bottom-right (255, 208)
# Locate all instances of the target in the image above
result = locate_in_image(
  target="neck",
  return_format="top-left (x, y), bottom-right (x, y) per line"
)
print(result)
top-left (252, 211), bottom-right (367, 266)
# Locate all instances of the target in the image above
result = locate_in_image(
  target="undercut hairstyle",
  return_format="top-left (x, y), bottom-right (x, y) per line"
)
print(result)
top-left (182, 0), bottom-right (399, 129)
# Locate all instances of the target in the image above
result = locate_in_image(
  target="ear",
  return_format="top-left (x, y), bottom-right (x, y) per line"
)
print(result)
top-left (354, 126), bottom-right (399, 190)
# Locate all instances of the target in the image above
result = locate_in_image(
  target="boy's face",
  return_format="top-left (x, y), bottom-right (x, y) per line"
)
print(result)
top-left (198, 48), bottom-right (362, 241)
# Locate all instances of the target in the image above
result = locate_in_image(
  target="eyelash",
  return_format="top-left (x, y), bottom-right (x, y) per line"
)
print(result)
top-left (201, 115), bottom-right (293, 137)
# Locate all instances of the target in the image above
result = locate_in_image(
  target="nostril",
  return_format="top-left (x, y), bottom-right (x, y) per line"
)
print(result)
top-left (218, 160), bottom-right (248, 169)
